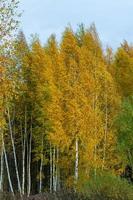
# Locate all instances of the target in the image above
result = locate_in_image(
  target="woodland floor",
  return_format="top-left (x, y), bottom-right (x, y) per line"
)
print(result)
top-left (0, 191), bottom-right (88, 200)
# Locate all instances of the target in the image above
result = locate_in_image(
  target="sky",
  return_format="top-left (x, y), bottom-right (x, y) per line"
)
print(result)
top-left (20, 0), bottom-right (133, 49)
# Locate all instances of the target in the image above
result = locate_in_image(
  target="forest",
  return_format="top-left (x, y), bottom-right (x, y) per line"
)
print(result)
top-left (0, 0), bottom-right (133, 200)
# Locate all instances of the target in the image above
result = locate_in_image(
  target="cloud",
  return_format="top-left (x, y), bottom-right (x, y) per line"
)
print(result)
top-left (20, 0), bottom-right (133, 49)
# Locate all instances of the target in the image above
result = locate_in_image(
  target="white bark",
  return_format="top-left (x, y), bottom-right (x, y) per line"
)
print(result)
top-left (93, 51), bottom-right (98, 178)
top-left (22, 107), bottom-right (27, 195)
top-left (55, 150), bottom-right (58, 191)
top-left (102, 84), bottom-right (108, 170)
top-left (39, 137), bottom-right (43, 193)
top-left (56, 147), bottom-right (60, 191)
top-left (53, 146), bottom-right (56, 192)
top-left (0, 145), bottom-right (4, 191)
top-left (27, 116), bottom-right (32, 197)
top-left (7, 107), bottom-right (22, 196)
top-left (93, 94), bottom-right (97, 178)
top-left (26, 127), bottom-right (29, 194)
top-left (75, 138), bottom-right (78, 183)
top-left (22, 134), bottom-right (26, 195)
top-left (3, 140), bottom-right (14, 196)
top-left (39, 158), bottom-right (43, 193)
top-left (50, 143), bottom-right (52, 193)
top-left (22, 109), bottom-right (27, 195)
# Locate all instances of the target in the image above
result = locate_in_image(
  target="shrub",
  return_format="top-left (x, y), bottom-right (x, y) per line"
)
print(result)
top-left (83, 171), bottom-right (133, 200)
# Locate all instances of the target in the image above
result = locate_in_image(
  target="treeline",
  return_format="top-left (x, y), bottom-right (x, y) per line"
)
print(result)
top-left (0, 24), bottom-right (133, 198)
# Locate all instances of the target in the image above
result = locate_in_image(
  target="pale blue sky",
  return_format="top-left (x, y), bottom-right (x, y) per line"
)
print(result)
top-left (20, 0), bottom-right (133, 49)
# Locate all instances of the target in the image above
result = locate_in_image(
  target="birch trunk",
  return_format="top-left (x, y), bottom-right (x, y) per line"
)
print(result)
top-left (53, 146), bottom-right (56, 192)
top-left (22, 107), bottom-right (27, 195)
top-left (93, 55), bottom-right (98, 178)
top-left (0, 145), bottom-right (4, 191)
top-left (102, 83), bottom-right (108, 170)
top-left (39, 137), bottom-right (43, 193)
top-left (3, 140), bottom-right (14, 196)
top-left (75, 138), bottom-right (78, 183)
top-left (55, 147), bottom-right (60, 191)
top-left (26, 108), bottom-right (29, 195)
top-left (93, 94), bottom-right (97, 178)
top-left (22, 133), bottom-right (26, 195)
top-left (27, 115), bottom-right (32, 197)
top-left (22, 108), bottom-right (27, 195)
top-left (39, 158), bottom-right (43, 193)
top-left (7, 107), bottom-right (22, 196)
top-left (50, 143), bottom-right (52, 193)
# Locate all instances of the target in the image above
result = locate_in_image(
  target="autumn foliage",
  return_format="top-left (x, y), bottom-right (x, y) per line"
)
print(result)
top-left (0, 21), bottom-right (133, 197)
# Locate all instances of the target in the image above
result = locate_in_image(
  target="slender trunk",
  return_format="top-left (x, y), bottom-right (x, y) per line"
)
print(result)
top-left (3, 140), bottom-right (14, 196)
top-left (56, 147), bottom-right (59, 191)
top-left (22, 108), bottom-right (27, 195)
top-left (7, 107), bottom-right (22, 196)
top-left (55, 149), bottom-right (57, 191)
top-left (39, 137), bottom-right (43, 193)
top-left (22, 133), bottom-right (26, 195)
top-left (53, 146), bottom-right (56, 192)
top-left (39, 158), bottom-right (43, 193)
top-left (75, 138), bottom-right (79, 183)
top-left (102, 83), bottom-right (108, 170)
top-left (50, 143), bottom-right (52, 193)
top-left (27, 115), bottom-right (32, 197)
top-left (93, 51), bottom-right (98, 178)
top-left (0, 145), bottom-right (4, 191)
top-left (93, 94), bottom-right (97, 178)
top-left (27, 128), bottom-right (29, 194)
